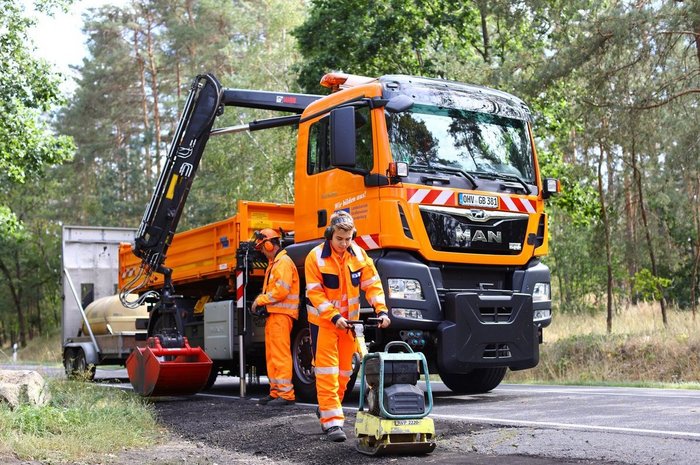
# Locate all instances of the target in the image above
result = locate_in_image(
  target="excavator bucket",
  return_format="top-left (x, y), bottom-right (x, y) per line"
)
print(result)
top-left (126, 337), bottom-right (212, 397)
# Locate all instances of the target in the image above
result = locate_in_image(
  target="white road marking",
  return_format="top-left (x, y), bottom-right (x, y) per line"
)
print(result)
top-left (430, 413), bottom-right (700, 440)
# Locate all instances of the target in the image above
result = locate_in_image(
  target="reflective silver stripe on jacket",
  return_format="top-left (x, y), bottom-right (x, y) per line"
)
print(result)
top-left (315, 366), bottom-right (339, 375)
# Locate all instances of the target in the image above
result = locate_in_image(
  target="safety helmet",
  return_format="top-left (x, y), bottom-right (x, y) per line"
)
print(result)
top-left (254, 228), bottom-right (281, 251)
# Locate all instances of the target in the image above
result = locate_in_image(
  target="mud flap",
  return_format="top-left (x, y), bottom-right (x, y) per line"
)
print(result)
top-left (436, 291), bottom-right (538, 373)
top-left (126, 337), bottom-right (212, 396)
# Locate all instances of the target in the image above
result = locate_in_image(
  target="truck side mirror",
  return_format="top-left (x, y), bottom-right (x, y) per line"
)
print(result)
top-left (542, 178), bottom-right (560, 199)
top-left (330, 106), bottom-right (357, 168)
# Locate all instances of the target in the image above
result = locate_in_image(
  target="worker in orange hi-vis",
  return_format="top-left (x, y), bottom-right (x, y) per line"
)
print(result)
top-left (305, 211), bottom-right (391, 442)
top-left (251, 228), bottom-right (299, 406)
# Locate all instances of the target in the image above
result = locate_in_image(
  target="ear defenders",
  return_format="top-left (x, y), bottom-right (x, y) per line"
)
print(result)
top-left (254, 228), bottom-right (281, 252)
top-left (262, 238), bottom-right (275, 252)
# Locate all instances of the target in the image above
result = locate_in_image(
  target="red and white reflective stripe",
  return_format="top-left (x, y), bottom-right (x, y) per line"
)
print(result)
top-left (236, 270), bottom-right (244, 308)
top-left (500, 195), bottom-right (536, 213)
top-left (407, 187), bottom-right (536, 213)
top-left (406, 188), bottom-right (456, 206)
top-left (354, 234), bottom-right (380, 250)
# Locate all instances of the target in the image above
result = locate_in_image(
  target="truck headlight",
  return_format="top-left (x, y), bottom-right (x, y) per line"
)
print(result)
top-left (387, 278), bottom-right (424, 300)
top-left (532, 282), bottom-right (550, 302)
top-left (391, 308), bottom-right (424, 320)
top-left (533, 309), bottom-right (551, 321)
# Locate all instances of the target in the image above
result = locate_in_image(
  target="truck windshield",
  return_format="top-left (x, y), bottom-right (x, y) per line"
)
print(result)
top-left (386, 104), bottom-right (535, 183)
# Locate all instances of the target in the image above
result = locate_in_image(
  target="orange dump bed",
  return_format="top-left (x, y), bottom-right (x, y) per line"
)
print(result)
top-left (119, 200), bottom-right (294, 291)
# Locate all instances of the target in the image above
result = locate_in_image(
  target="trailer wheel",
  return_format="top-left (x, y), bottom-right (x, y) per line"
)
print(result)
top-left (291, 325), bottom-right (316, 402)
top-left (63, 348), bottom-right (76, 377)
top-left (439, 367), bottom-right (506, 394)
top-left (65, 348), bottom-right (96, 381)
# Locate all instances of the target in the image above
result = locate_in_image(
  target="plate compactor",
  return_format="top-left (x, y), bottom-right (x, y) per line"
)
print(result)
top-left (355, 341), bottom-right (436, 455)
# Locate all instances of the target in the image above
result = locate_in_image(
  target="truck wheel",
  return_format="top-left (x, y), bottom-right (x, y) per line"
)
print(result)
top-left (439, 367), bottom-right (507, 394)
top-left (291, 325), bottom-right (317, 403)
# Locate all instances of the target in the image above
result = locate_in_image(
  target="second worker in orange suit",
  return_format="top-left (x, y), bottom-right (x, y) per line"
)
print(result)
top-left (251, 228), bottom-right (299, 406)
top-left (305, 210), bottom-right (390, 442)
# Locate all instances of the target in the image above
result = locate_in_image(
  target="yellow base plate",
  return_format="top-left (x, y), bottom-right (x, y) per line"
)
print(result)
top-left (354, 411), bottom-right (436, 456)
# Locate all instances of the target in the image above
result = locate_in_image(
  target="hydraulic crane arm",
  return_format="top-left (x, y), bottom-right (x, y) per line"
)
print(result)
top-left (134, 74), bottom-right (223, 272)
top-left (131, 74), bottom-right (321, 277)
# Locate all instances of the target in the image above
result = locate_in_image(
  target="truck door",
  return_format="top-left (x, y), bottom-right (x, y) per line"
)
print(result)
top-left (302, 105), bottom-right (377, 238)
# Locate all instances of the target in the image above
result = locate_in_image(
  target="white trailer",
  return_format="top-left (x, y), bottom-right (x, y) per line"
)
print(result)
top-left (61, 225), bottom-right (144, 377)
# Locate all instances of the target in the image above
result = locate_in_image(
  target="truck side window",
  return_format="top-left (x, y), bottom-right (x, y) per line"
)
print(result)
top-left (307, 115), bottom-right (331, 175)
top-left (354, 106), bottom-right (373, 172)
top-left (307, 106), bottom-right (373, 174)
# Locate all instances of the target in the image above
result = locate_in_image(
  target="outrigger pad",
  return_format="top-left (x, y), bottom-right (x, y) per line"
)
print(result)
top-left (126, 337), bottom-right (212, 397)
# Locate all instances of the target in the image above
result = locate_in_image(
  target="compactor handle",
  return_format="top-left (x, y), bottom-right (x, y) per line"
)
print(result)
top-left (384, 340), bottom-right (414, 353)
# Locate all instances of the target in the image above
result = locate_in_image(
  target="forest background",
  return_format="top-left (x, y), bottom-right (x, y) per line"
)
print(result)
top-left (1, 0), bottom-right (699, 370)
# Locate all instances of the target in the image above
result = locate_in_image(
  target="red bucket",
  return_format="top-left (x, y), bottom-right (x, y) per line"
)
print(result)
top-left (126, 337), bottom-right (212, 397)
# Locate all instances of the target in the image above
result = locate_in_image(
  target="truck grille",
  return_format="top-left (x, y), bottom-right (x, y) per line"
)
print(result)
top-left (419, 205), bottom-right (528, 255)
top-left (479, 305), bottom-right (513, 323)
top-left (483, 343), bottom-right (512, 359)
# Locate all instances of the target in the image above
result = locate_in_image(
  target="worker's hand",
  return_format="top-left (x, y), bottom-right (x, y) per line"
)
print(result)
top-left (251, 299), bottom-right (259, 313)
top-left (376, 314), bottom-right (391, 329)
top-left (335, 316), bottom-right (350, 329)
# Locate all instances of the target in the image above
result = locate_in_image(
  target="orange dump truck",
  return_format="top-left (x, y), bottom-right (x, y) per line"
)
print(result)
top-left (115, 73), bottom-right (559, 399)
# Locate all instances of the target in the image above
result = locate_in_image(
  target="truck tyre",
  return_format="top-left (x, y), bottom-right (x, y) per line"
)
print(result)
top-left (439, 367), bottom-right (507, 394)
top-left (291, 324), bottom-right (316, 402)
top-left (290, 324), bottom-right (361, 403)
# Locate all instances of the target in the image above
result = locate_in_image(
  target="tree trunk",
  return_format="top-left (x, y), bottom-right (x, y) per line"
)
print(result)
top-left (477, 0), bottom-right (490, 63)
top-left (134, 28), bottom-right (151, 180)
top-left (0, 255), bottom-right (27, 347)
top-left (631, 134), bottom-right (668, 326)
top-left (690, 174), bottom-right (700, 320)
top-left (597, 140), bottom-right (614, 333)
top-left (144, 11), bottom-right (163, 177)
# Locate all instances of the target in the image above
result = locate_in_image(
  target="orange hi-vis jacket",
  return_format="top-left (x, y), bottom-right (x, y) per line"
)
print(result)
top-left (255, 250), bottom-right (299, 319)
top-left (305, 241), bottom-right (388, 328)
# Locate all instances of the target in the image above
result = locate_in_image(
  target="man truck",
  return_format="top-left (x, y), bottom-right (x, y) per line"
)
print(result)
top-left (69, 72), bottom-right (558, 399)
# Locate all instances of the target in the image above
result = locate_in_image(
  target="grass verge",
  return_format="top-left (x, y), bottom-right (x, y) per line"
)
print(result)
top-left (506, 303), bottom-right (700, 387)
top-left (0, 379), bottom-right (163, 464)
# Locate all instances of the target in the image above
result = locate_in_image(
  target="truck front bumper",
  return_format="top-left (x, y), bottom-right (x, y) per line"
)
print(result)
top-left (436, 291), bottom-right (539, 374)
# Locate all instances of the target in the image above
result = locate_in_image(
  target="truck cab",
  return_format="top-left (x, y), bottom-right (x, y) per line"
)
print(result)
top-left (286, 73), bottom-right (557, 393)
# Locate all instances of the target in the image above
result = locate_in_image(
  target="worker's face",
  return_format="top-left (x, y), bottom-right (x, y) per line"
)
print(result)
top-left (330, 228), bottom-right (354, 255)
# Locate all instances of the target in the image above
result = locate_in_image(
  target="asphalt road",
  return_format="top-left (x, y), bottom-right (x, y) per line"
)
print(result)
top-left (4, 364), bottom-right (700, 464)
top-left (200, 376), bottom-right (700, 465)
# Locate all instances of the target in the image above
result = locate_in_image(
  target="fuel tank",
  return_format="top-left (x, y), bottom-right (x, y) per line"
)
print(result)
top-left (81, 295), bottom-right (148, 336)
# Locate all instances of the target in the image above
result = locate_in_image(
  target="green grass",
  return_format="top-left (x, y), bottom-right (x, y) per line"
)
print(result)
top-left (0, 379), bottom-right (163, 463)
top-left (506, 303), bottom-right (700, 387)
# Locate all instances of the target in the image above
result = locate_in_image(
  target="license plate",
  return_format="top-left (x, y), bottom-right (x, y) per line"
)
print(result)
top-left (458, 193), bottom-right (499, 208)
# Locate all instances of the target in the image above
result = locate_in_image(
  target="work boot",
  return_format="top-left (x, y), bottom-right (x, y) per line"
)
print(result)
top-left (258, 395), bottom-right (275, 405)
top-left (267, 397), bottom-right (295, 406)
top-left (326, 426), bottom-right (347, 442)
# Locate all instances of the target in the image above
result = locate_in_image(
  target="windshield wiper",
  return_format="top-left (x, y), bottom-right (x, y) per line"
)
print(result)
top-left (411, 163), bottom-right (478, 189)
top-left (472, 171), bottom-right (532, 194)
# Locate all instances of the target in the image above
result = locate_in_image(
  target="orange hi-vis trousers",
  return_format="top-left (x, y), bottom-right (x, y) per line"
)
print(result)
top-left (310, 323), bottom-right (355, 430)
top-left (265, 313), bottom-right (295, 400)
